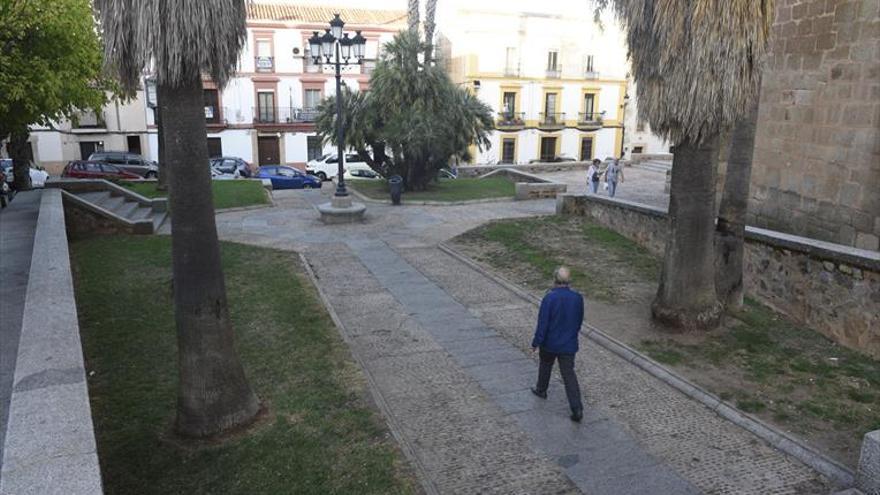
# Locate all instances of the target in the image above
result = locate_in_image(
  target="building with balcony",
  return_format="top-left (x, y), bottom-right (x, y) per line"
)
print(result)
top-left (438, 0), bottom-right (631, 164)
top-left (21, 3), bottom-right (405, 173)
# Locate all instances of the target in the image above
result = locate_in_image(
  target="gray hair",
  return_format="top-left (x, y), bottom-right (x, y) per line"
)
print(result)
top-left (554, 266), bottom-right (571, 285)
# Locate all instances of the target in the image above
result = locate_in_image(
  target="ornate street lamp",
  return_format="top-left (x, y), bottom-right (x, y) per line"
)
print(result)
top-left (308, 15), bottom-right (367, 198)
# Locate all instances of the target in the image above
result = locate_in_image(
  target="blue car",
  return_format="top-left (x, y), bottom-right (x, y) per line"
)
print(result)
top-left (257, 165), bottom-right (322, 190)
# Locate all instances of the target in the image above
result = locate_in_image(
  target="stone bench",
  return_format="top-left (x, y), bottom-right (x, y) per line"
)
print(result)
top-left (515, 182), bottom-right (568, 200)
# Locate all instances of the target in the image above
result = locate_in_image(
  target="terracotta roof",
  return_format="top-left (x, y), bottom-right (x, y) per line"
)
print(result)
top-left (248, 3), bottom-right (406, 26)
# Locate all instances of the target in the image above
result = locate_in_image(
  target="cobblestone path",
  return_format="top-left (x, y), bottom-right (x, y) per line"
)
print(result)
top-left (215, 189), bottom-right (832, 494)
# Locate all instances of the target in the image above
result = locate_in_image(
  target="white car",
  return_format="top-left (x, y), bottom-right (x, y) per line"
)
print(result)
top-left (306, 153), bottom-right (366, 181)
top-left (343, 163), bottom-right (382, 180)
top-left (0, 159), bottom-right (49, 187)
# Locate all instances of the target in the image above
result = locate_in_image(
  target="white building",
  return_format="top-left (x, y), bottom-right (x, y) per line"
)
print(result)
top-left (438, 0), bottom-right (631, 164)
top-left (622, 80), bottom-right (671, 159)
top-left (26, 3), bottom-right (405, 174)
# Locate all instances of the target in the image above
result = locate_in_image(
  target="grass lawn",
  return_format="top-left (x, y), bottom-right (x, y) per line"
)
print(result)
top-left (350, 177), bottom-right (515, 202)
top-left (122, 180), bottom-right (269, 210)
top-left (451, 215), bottom-right (880, 466)
top-left (71, 236), bottom-right (417, 495)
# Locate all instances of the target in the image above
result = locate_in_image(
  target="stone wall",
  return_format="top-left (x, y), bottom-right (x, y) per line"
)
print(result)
top-left (557, 194), bottom-right (880, 358)
top-left (457, 162), bottom-right (591, 178)
top-left (749, 0), bottom-right (880, 251)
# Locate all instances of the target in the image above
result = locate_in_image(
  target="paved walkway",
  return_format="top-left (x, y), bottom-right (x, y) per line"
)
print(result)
top-left (215, 187), bottom-right (831, 494)
top-left (537, 167), bottom-right (669, 210)
top-left (0, 191), bottom-right (42, 470)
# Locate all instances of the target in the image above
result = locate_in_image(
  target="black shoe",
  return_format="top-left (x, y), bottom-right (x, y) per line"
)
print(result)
top-left (531, 387), bottom-right (547, 399)
top-left (570, 410), bottom-right (583, 423)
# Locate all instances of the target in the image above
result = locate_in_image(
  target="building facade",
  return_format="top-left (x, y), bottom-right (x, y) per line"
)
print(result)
top-left (25, 3), bottom-right (405, 174)
top-left (749, 0), bottom-right (879, 250)
top-left (438, 1), bottom-right (631, 164)
top-left (622, 81), bottom-right (671, 159)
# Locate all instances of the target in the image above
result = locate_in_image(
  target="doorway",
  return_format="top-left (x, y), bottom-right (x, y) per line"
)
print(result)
top-left (579, 137), bottom-right (593, 161)
top-left (257, 136), bottom-right (280, 165)
top-left (127, 135), bottom-right (142, 155)
top-left (207, 137), bottom-right (223, 158)
top-left (539, 137), bottom-right (557, 161)
top-left (79, 141), bottom-right (103, 160)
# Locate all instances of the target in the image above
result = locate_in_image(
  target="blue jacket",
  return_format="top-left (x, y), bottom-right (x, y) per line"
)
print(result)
top-left (531, 286), bottom-right (584, 354)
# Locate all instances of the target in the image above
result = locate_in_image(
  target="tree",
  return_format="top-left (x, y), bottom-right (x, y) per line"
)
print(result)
top-left (599, 0), bottom-right (774, 330)
top-left (716, 95), bottom-right (761, 308)
top-left (408, 0), bottom-right (419, 33)
top-left (0, 0), bottom-right (108, 190)
top-left (95, 0), bottom-right (260, 438)
top-left (424, 0), bottom-right (438, 61)
top-left (315, 32), bottom-right (493, 191)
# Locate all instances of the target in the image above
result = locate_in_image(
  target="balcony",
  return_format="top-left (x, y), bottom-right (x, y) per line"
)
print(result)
top-left (503, 65), bottom-right (520, 77)
top-left (255, 56), bottom-right (274, 72)
top-left (73, 110), bottom-right (106, 130)
top-left (361, 59), bottom-right (377, 75)
top-left (546, 65), bottom-right (562, 79)
top-left (583, 69), bottom-right (599, 79)
top-left (496, 111), bottom-right (525, 130)
top-left (252, 107), bottom-right (321, 125)
top-left (538, 112), bottom-right (565, 130)
top-left (576, 111), bottom-right (604, 131)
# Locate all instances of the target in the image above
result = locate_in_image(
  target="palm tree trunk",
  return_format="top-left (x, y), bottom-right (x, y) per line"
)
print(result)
top-left (158, 78), bottom-right (260, 438)
top-left (716, 97), bottom-right (760, 308)
top-left (652, 134), bottom-right (723, 330)
top-left (8, 128), bottom-right (32, 191)
top-left (407, 0), bottom-right (419, 33)
top-left (424, 0), bottom-right (437, 61)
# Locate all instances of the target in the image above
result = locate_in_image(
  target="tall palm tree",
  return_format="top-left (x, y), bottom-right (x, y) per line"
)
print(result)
top-left (716, 94), bottom-right (761, 308)
top-left (602, 0), bottom-right (774, 330)
top-left (424, 0), bottom-right (437, 61)
top-left (408, 0), bottom-right (419, 33)
top-left (95, 0), bottom-right (260, 437)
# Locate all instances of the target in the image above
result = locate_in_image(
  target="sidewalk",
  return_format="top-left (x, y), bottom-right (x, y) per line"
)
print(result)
top-left (0, 191), bottom-right (42, 471)
top-left (216, 190), bottom-right (833, 493)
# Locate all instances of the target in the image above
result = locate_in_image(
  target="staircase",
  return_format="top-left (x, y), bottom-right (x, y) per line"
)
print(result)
top-left (46, 179), bottom-right (168, 234)
top-left (631, 159), bottom-right (672, 174)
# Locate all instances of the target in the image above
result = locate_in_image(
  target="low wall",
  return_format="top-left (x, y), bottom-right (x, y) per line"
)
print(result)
top-left (557, 194), bottom-right (880, 358)
top-left (0, 189), bottom-right (103, 494)
top-left (459, 162), bottom-right (591, 177)
top-left (630, 153), bottom-right (673, 164)
top-left (477, 168), bottom-right (568, 200)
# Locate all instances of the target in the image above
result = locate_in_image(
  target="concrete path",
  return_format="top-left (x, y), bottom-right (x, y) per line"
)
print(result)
top-left (0, 191), bottom-right (42, 470)
top-left (215, 187), bottom-right (831, 494)
top-left (537, 167), bottom-right (669, 210)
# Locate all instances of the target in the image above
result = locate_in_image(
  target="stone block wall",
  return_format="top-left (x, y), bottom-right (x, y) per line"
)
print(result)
top-left (557, 194), bottom-right (880, 358)
top-left (749, 0), bottom-right (880, 251)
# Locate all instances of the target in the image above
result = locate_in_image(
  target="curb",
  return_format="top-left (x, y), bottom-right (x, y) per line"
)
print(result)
top-left (297, 252), bottom-right (442, 495)
top-left (347, 186), bottom-right (517, 206)
top-left (437, 242), bottom-right (856, 488)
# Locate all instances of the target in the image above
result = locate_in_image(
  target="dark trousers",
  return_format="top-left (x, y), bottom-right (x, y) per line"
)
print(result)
top-left (535, 349), bottom-right (583, 413)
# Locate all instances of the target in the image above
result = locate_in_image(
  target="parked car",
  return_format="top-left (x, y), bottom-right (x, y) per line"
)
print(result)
top-left (528, 155), bottom-right (577, 164)
top-left (343, 163), bottom-right (382, 180)
top-left (306, 153), bottom-right (365, 181)
top-left (0, 167), bottom-right (8, 208)
top-left (62, 160), bottom-right (140, 180)
top-left (1, 159), bottom-right (50, 187)
top-left (257, 165), bottom-right (321, 190)
top-left (88, 151), bottom-right (159, 178)
top-left (210, 156), bottom-right (253, 178)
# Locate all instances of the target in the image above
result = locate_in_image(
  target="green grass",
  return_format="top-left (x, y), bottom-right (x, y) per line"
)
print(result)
top-left (122, 181), bottom-right (269, 209)
top-left (350, 177), bottom-right (515, 202)
top-left (71, 236), bottom-right (416, 495)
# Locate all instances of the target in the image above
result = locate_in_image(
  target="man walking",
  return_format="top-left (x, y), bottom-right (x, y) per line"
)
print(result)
top-left (530, 266), bottom-right (584, 422)
top-left (604, 158), bottom-right (624, 197)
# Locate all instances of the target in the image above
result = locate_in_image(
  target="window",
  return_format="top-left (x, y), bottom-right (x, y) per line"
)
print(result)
top-left (547, 51), bottom-right (558, 70)
top-left (505, 47), bottom-right (518, 75)
top-left (86, 162), bottom-right (103, 172)
top-left (307, 136), bottom-right (323, 161)
top-left (501, 138), bottom-right (516, 164)
top-left (127, 135), bottom-right (142, 155)
top-left (502, 92), bottom-right (516, 116)
top-left (544, 93), bottom-right (557, 116)
top-left (207, 137), bottom-right (222, 158)
top-left (584, 55), bottom-right (595, 74)
top-left (257, 91), bottom-right (275, 123)
top-left (76, 110), bottom-right (103, 129)
top-left (540, 137), bottom-right (556, 161)
top-left (302, 89), bottom-right (322, 120)
top-left (633, 146), bottom-right (644, 154)
top-left (304, 47), bottom-right (321, 73)
top-left (255, 39), bottom-right (273, 72)
top-left (583, 94), bottom-right (595, 117)
top-left (580, 137), bottom-right (593, 161)
top-left (204, 89), bottom-right (220, 124)
top-left (636, 120), bottom-right (646, 132)
top-left (100, 163), bottom-right (121, 173)
top-left (277, 167), bottom-right (297, 177)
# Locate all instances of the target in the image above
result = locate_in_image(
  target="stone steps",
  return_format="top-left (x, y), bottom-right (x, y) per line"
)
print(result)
top-left (71, 189), bottom-right (167, 233)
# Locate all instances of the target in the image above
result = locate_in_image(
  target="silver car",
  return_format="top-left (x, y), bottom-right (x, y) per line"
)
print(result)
top-left (88, 151), bottom-right (159, 178)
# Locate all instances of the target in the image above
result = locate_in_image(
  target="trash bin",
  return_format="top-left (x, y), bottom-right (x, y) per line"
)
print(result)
top-left (388, 175), bottom-right (403, 205)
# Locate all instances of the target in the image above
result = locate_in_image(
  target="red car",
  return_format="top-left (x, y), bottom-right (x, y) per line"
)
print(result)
top-left (62, 160), bottom-right (140, 180)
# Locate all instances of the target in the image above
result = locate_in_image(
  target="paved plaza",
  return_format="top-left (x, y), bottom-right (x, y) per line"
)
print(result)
top-left (212, 186), bottom-right (833, 494)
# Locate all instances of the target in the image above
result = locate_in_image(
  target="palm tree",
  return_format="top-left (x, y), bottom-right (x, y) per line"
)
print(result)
top-left (408, 0), bottom-right (419, 33)
top-left (424, 0), bottom-right (437, 61)
top-left (601, 0), bottom-right (774, 330)
top-left (95, 0), bottom-right (260, 437)
top-left (716, 95), bottom-right (761, 308)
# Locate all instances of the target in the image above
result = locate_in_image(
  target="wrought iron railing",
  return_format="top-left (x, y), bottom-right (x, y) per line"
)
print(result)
top-left (496, 111), bottom-right (525, 127)
top-left (578, 112), bottom-right (604, 123)
top-left (255, 56), bottom-right (274, 72)
top-left (545, 65), bottom-right (562, 79)
top-left (538, 112), bottom-right (565, 126)
top-left (252, 107), bottom-right (321, 124)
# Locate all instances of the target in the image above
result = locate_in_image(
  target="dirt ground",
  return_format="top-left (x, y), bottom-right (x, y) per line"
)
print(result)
top-left (451, 215), bottom-right (879, 468)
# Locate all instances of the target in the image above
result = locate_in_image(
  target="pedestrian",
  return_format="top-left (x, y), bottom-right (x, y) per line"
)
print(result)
top-left (604, 158), bottom-right (624, 198)
top-left (530, 266), bottom-right (585, 422)
top-left (586, 159), bottom-right (601, 194)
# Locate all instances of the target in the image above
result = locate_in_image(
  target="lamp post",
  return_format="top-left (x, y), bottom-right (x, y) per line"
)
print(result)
top-left (309, 15), bottom-right (367, 198)
top-left (620, 90), bottom-right (630, 159)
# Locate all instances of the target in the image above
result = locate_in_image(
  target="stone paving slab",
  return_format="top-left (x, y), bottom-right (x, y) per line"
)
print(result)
top-left (399, 245), bottom-right (834, 495)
